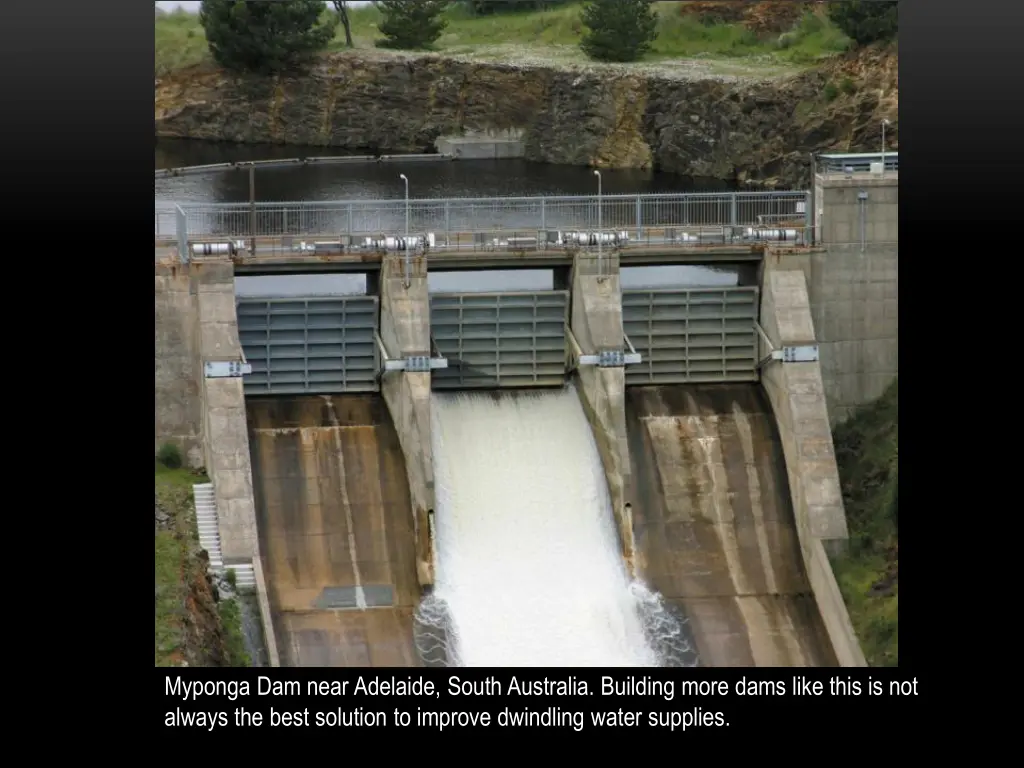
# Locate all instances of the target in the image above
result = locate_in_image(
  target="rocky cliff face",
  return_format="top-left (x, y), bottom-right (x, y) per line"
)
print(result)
top-left (155, 45), bottom-right (896, 189)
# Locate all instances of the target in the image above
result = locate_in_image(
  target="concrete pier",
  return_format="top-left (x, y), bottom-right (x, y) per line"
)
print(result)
top-left (568, 252), bottom-right (636, 576)
top-left (759, 266), bottom-right (866, 666)
top-left (193, 260), bottom-right (261, 565)
top-left (155, 263), bottom-right (203, 467)
top-left (378, 253), bottom-right (437, 587)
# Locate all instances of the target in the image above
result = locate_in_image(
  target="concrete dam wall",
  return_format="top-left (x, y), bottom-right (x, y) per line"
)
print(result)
top-left (155, 231), bottom-right (875, 666)
top-left (247, 394), bottom-right (421, 667)
top-left (627, 384), bottom-right (835, 666)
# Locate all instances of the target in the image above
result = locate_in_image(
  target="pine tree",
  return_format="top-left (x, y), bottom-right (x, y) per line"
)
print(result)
top-left (580, 0), bottom-right (659, 63)
top-left (199, 0), bottom-right (337, 74)
top-left (375, 0), bottom-right (449, 50)
top-left (827, 1), bottom-right (898, 47)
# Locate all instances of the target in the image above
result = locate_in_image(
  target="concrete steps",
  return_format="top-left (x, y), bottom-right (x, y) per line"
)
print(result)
top-left (192, 483), bottom-right (255, 591)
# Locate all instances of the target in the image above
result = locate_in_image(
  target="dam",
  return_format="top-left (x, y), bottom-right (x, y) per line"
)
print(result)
top-left (155, 152), bottom-right (897, 667)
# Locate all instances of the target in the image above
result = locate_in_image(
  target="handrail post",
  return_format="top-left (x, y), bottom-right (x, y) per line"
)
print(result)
top-left (175, 204), bottom-right (189, 264)
top-left (636, 194), bottom-right (643, 239)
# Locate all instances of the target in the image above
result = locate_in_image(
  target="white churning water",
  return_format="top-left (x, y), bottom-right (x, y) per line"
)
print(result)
top-left (417, 385), bottom-right (674, 667)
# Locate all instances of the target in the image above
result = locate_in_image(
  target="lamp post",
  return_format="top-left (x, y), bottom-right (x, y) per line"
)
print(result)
top-left (593, 169), bottom-right (602, 276)
top-left (248, 163), bottom-right (256, 255)
top-left (399, 173), bottom-right (410, 287)
top-left (881, 119), bottom-right (890, 177)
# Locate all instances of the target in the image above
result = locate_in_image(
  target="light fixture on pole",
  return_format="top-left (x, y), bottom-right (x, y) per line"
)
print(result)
top-left (399, 173), bottom-right (410, 287)
top-left (881, 119), bottom-right (890, 177)
top-left (593, 169), bottom-right (602, 277)
top-left (248, 163), bottom-right (256, 255)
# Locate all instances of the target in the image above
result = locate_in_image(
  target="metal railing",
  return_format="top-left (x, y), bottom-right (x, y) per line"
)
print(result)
top-left (816, 152), bottom-right (898, 174)
top-left (163, 191), bottom-right (810, 252)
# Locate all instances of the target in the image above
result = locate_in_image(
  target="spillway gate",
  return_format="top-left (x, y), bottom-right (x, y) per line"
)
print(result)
top-left (236, 286), bottom-right (759, 396)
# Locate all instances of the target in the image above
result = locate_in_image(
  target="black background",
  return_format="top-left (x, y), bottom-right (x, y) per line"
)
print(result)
top-left (1, 0), bottom-right (1005, 731)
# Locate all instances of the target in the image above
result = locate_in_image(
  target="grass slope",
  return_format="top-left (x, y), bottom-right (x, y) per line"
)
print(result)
top-left (831, 379), bottom-right (898, 667)
top-left (155, 460), bottom-right (249, 667)
top-left (156, 1), bottom-right (850, 77)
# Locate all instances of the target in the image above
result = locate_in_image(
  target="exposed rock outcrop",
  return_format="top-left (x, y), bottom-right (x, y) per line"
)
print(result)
top-left (155, 45), bottom-right (897, 189)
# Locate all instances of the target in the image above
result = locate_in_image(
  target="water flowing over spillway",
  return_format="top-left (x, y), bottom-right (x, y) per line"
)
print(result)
top-left (416, 386), bottom-right (688, 667)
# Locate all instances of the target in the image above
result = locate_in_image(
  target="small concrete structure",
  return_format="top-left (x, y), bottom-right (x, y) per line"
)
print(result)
top-left (435, 129), bottom-right (525, 159)
top-left (809, 170), bottom-right (898, 423)
top-left (568, 252), bottom-right (636, 576)
top-left (377, 253), bottom-right (437, 586)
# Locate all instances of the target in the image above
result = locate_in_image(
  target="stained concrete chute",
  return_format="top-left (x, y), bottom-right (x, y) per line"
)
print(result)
top-left (247, 395), bottom-right (421, 666)
top-left (378, 253), bottom-right (436, 587)
top-left (568, 252), bottom-right (636, 575)
top-left (626, 384), bottom-right (836, 666)
top-left (758, 266), bottom-right (867, 667)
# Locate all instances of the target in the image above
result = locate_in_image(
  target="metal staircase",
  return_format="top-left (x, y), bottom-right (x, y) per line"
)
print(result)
top-left (192, 483), bottom-right (255, 590)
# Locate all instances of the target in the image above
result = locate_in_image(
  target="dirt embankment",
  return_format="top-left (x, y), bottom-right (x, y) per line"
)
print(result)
top-left (155, 471), bottom-right (249, 667)
top-left (155, 44), bottom-right (896, 188)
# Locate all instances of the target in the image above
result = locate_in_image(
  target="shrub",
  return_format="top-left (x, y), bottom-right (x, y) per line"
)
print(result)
top-left (826, 1), bottom-right (897, 47)
top-left (157, 442), bottom-right (184, 470)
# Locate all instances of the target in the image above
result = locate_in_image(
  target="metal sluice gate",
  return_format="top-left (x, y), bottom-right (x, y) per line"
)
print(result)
top-left (233, 285), bottom-right (769, 397)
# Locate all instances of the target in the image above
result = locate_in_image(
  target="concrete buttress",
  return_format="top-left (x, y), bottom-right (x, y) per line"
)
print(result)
top-left (378, 253), bottom-right (436, 587)
top-left (569, 252), bottom-right (636, 576)
top-left (759, 265), bottom-right (866, 667)
top-left (192, 260), bottom-right (260, 564)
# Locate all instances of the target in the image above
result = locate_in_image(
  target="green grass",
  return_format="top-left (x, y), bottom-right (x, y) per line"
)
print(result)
top-left (155, 2), bottom-right (850, 76)
top-left (155, 8), bottom-right (211, 77)
top-left (218, 598), bottom-right (252, 667)
top-left (155, 462), bottom-right (250, 667)
top-left (831, 379), bottom-right (898, 667)
top-left (155, 526), bottom-right (187, 666)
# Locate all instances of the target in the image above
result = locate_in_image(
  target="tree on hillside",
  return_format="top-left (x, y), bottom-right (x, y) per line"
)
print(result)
top-left (375, 0), bottom-right (449, 50)
top-left (827, 1), bottom-right (898, 47)
top-left (199, 0), bottom-right (337, 74)
top-left (332, 1), bottom-right (354, 48)
top-left (580, 0), bottom-right (658, 63)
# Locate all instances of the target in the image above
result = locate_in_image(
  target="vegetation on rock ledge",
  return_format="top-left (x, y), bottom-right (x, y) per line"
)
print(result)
top-left (155, 446), bottom-right (249, 667)
top-left (831, 379), bottom-right (899, 667)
